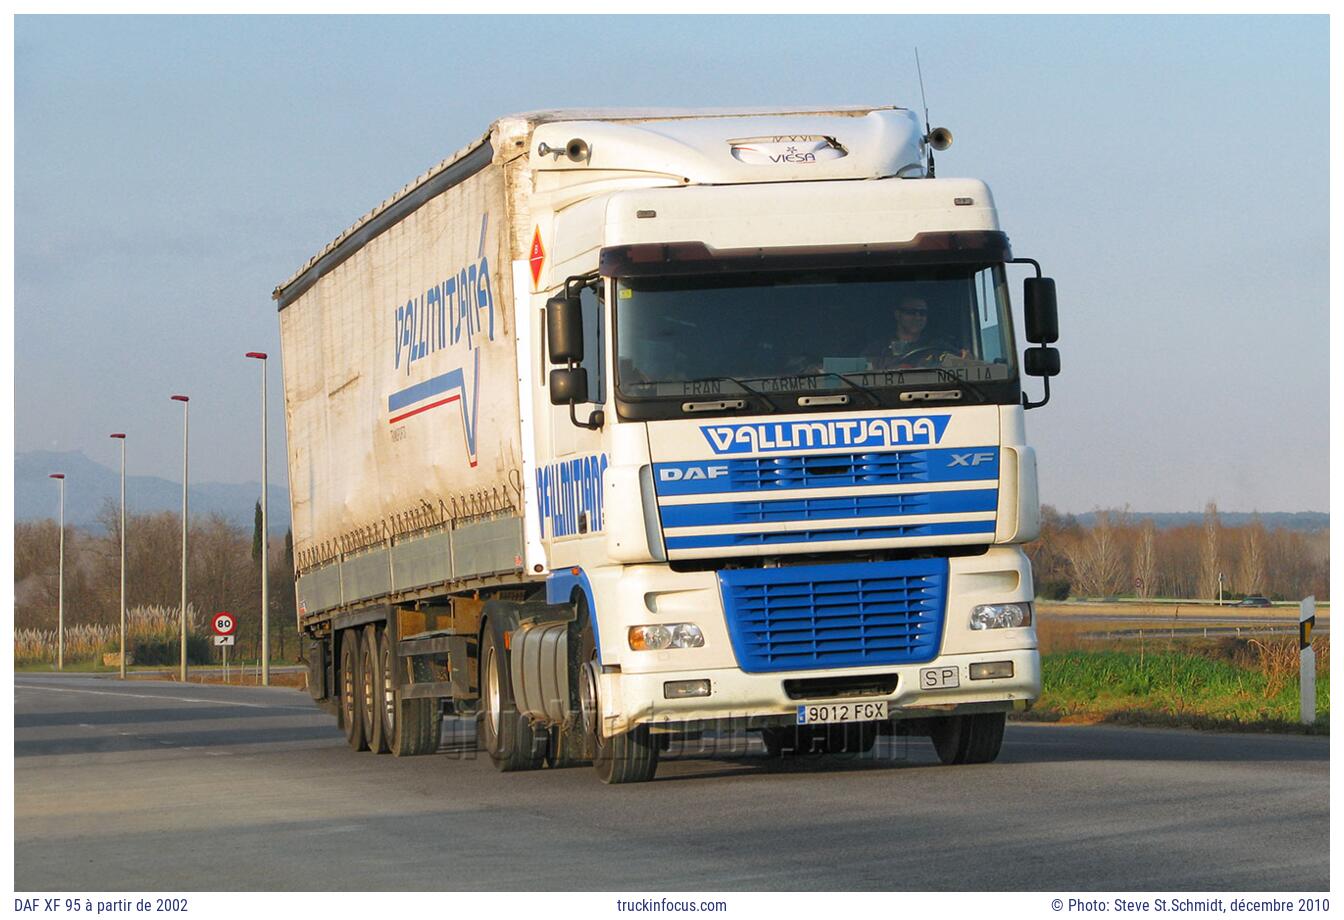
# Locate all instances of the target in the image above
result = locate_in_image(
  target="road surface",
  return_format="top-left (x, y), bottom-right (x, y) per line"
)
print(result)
top-left (13, 674), bottom-right (1329, 891)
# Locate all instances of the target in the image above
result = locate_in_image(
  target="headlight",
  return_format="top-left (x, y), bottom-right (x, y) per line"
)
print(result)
top-left (629, 623), bottom-right (705, 651)
top-left (969, 602), bottom-right (1032, 630)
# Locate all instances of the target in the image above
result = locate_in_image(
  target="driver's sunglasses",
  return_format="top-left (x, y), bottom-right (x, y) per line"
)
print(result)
top-left (899, 308), bottom-right (928, 316)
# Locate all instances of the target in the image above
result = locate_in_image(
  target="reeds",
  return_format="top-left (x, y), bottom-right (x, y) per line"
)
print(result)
top-left (13, 604), bottom-right (204, 666)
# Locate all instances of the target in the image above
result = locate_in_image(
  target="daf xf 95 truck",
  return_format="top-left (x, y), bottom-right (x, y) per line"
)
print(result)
top-left (274, 105), bottom-right (1061, 783)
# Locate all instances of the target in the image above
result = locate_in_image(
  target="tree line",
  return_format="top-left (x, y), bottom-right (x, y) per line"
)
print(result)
top-left (13, 501), bottom-right (1330, 652)
top-left (1027, 502), bottom-right (1329, 602)
top-left (14, 501), bottom-right (299, 662)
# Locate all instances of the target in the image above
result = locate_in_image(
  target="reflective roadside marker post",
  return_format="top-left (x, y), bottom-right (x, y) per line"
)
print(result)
top-left (1299, 596), bottom-right (1316, 726)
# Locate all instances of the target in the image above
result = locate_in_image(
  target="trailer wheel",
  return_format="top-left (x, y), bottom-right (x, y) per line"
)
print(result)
top-left (340, 631), bottom-right (368, 752)
top-left (931, 712), bottom-right (1006, 765)
top-left (361, 625), bottom-right (390, 754)
top-left (478, 619), bottom-right (546, 772)
top-left (392, 697), bottom-right (441, 757)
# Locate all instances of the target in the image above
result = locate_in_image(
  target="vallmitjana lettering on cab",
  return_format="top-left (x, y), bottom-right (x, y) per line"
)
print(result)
top-left (536, 454), bottom-right (609, 539)
top-left (385, 214), bottom-right (495, 468)
top-left (701, 414), bottom-right (952, 455)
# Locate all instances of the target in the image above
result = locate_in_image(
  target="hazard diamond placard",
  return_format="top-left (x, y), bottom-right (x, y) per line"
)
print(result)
top-left (528, 226), bottom-right (546, 288)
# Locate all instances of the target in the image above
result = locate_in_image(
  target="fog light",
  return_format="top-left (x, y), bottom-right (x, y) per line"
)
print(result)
top-left (664, 679), bottom-right (711, 699)
top-left (970, 661), bottom-right (1014, 680)
top-left (970, 602), bottom-right (1032, 630)
top-left (629, 623), bottom-right (704, 650)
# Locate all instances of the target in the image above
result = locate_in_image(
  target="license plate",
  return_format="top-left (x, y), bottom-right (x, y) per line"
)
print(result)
top-left (796, 701), bottom-right (889, 725)
top-left (920, 665), bottom-right (961, 690)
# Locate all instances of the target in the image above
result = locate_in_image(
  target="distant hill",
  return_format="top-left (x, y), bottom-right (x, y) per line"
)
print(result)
top-left (14, 450), bottom-right (290, 534)
top-left (1071, 510), bottom-right (1328, 532)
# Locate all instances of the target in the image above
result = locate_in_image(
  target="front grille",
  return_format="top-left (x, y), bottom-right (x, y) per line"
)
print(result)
top-left (717, 559), bottom-right (947, 673)
top-left (729, 450), bottom-right (933, 490)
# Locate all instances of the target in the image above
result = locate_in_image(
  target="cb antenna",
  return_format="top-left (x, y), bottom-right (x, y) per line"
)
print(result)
top-left (915, 47), bottom-right (952, 178)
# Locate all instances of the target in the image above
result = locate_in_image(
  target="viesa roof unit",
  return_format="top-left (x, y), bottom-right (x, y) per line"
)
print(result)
top-left (273, 106), bottom-right (927, 306)
top-left (524, 105), bottom-right (927, 184)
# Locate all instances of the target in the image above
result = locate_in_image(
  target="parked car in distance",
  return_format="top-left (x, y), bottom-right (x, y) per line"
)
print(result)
top-left (1233, 596), bottom-right (1272, 607)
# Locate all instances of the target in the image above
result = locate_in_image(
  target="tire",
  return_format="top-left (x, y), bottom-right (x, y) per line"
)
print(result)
top-left (761, 726), bottom-right (813, 757)
top-left (359, 625), bottom-right (385, 753)
top-left (392, 697), bottom-right (442, 757)
top-left (362, 625), bottom-right (390, 754)
top-left (580, 658), bottom-right (659, 784)
top-left (391, 649), bottom-right (442, 757)
top-left (931, 712), bottom-right (1006, 765)
top-left (376, 628), bottom-right (397, 750)
top-left (478, 618), bottom-right (547, 772)
top-left (593, 724), bottom-right (660, 784)
top-left (340, 631), bottom-right (368, 752)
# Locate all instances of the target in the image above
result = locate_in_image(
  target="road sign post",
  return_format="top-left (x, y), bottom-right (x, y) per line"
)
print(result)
top-left (212, 612), bottom-right (237, 683)
top-left (1300, 596), bottom-right (1316, 726)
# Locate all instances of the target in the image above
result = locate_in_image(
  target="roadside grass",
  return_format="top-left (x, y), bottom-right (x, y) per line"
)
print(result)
top-left (1023, 633), bottom-right (1330, 734)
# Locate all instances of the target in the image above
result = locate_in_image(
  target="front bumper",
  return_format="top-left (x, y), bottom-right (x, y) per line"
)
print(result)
top-left (598, 646), bottom-right (1040, 736)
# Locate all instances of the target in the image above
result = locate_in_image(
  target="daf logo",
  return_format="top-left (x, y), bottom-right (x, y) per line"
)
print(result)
top-left (948, 452), bottom-right (995, 468)
top-left (659, 465), bottom-right (729, 482)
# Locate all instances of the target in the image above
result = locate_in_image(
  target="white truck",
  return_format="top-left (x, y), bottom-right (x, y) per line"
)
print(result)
top-left (274, 106), bottom-right (1061, 783)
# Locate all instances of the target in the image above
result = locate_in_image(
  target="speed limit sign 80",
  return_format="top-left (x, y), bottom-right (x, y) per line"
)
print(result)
top-left (212, 612), bottom-right (237, 636)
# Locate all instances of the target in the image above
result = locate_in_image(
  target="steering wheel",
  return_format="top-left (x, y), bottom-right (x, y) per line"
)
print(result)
top-left (894, 345), bottom-right (951, 367)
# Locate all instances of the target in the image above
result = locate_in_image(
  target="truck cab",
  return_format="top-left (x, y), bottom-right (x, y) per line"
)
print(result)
top-left (518, 107), bottom-right (1060, 779)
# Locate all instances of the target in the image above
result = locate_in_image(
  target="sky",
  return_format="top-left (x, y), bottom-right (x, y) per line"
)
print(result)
top-left (11, 14), bottom-right (1332, 514)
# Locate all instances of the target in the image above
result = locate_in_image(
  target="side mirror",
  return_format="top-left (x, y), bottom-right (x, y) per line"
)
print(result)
top-left (546, 293), bottom-right (584, 364)
top-left (1024, 346), bottom-right (1060, 378)
top-left (548, 367), bottom-right (589, 405)
top-left (1024, 277), bottom-right (1058, 344)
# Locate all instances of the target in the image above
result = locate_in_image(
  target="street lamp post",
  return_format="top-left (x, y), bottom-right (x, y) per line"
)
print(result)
top-left (246, 351), bottom-right (269, 686)
top-left (171, 395), bottom-right (190, 682)
top-left (110, 433), bottom-right (127, 679)
top-left (48, 473), bottom-right (65, 670)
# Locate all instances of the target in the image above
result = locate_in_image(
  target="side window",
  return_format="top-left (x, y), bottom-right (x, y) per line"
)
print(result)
top-left (579, 283), bottom-right (605, 403)
top-left (973, 267), bottom-right (1005, 363)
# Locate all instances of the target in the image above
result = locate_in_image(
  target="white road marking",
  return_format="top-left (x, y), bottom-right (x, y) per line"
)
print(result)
top-left (14, 683), bottom-right (313, 711)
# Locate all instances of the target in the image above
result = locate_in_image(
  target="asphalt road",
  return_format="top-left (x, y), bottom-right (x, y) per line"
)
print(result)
top-left (13, 674), bottom-right (1330, 892)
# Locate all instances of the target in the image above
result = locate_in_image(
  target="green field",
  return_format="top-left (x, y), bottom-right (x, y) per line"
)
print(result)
top-left (1024, 649), bottom-right (1329, 733)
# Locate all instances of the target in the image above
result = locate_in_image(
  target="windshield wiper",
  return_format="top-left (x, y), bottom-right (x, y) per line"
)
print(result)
top-left (836, 369), bottom-right (992, 405)
top-left (638, 377), bottom-right (780, 413)
top-left (814, 372), bottom-right (882, 407)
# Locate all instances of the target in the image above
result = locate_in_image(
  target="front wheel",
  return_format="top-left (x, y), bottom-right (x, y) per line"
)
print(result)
top-left (580, 660), bottom-right (659, 784)
top-left (930, 712), bottom-right (1006, 765)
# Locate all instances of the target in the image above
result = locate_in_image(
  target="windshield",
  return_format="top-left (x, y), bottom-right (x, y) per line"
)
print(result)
top-left (614, 264), bottom-right (1018, 417)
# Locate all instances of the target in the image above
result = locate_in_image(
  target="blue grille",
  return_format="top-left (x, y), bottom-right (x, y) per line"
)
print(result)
top-left (717, 559), bottom-right (948, 673)
top-left (659, 489), bottom-right (998, 527)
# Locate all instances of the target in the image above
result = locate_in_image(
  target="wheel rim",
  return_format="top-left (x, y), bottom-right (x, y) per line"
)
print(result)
top-left (485, 645), bottom-right (500, 737)
top-left (380, 640), bottom-right (395, 731)
top-left (361, 645), bottom-right (375, 731)
top-left (579, 661), bottom-right (600, 743)
top-left (342, 647), bottom-right (355, 726)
